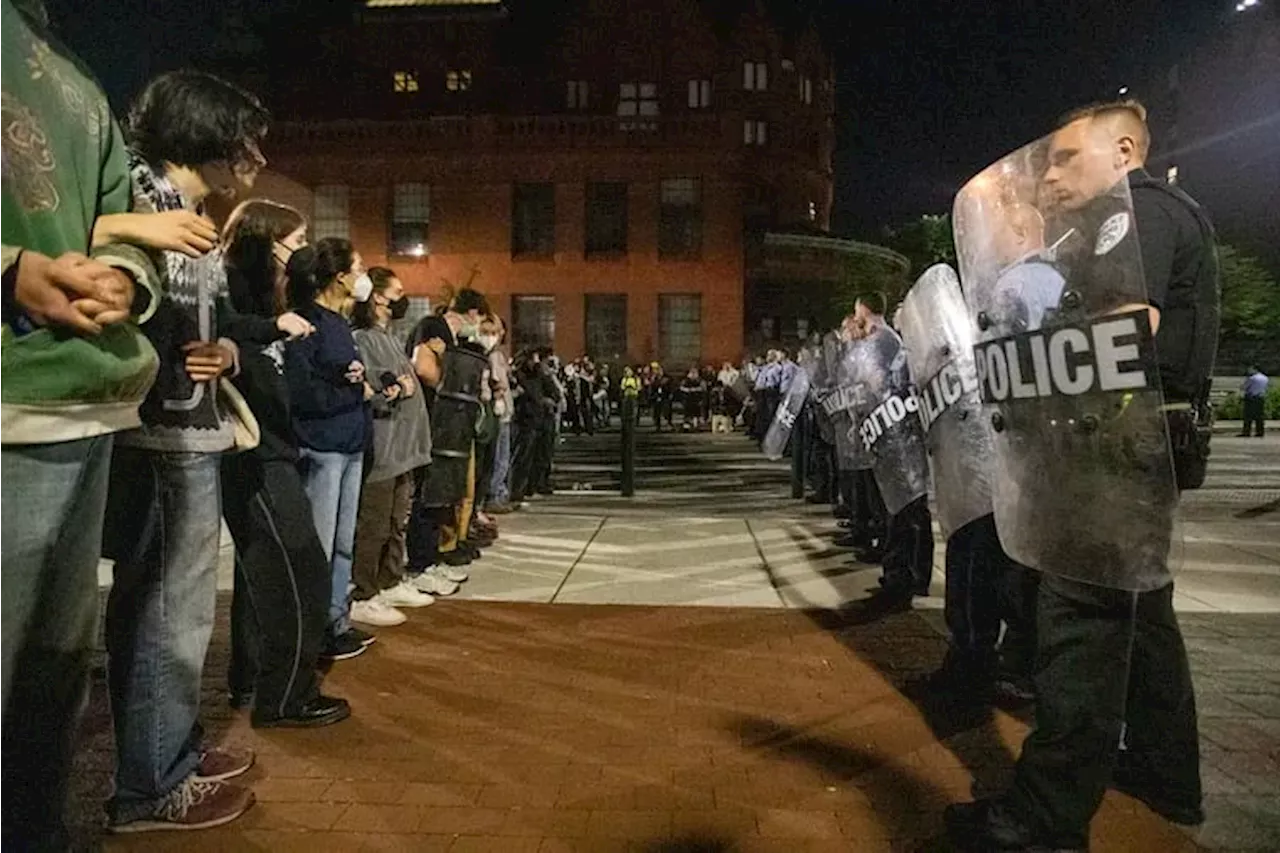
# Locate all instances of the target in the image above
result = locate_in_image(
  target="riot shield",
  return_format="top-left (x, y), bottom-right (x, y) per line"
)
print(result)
top-left (898, 264), bottom-right (994, 538)
top-left (952, 130), bottom-right (1178, 591)
top-left (825, 337), bottom-right (872, 471)
top-left (809, 332), bottom-right (841, 445)
top-left (762, 356), bottom-right (816, 460)
top-left (848, 326), bottom-right (931, 516)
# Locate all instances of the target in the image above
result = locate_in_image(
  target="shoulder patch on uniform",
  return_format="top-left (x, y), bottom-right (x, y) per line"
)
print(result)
top-left (1094, 212), bottom-right (1131, 256)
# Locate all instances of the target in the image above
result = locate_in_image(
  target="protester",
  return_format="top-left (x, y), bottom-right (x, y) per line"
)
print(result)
top-left (2, 3), bottom-right (163, 845)
top-left (101, 69), bottom-right (270, 833)
top-left (349, 267), bottom-right (436, 627)
top-left (219, 200), bottom-right (350, 729)
top-left (284, 238), bottom-right (373, 661)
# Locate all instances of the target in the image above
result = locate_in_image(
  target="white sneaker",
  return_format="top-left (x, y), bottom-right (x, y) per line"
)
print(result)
top-left (378, 580), bottom-right (435, 609)
top-left (437, 564), bottom-right (469, 584)
top-left (411, 569), bottom-right (460, 597)
top-left (350, 598), bottom-right (407, 627)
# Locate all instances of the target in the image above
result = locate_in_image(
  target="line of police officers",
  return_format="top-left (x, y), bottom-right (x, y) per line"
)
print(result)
top-left (768, 99), bottom-right (1220, 851)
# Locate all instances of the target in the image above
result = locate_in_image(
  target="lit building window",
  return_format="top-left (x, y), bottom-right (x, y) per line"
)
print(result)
top-left (567, 80), bottom-right (589, 110)
top-left (390, 183), bottom-right (430, 257)
top-left (687, 79), bottom-right (712, 109)
top-left (1167, 165), bottom-right (1179, 185)
top-left (446, 69), bottom-right (472, 92)
top-left (743, 61), bottom-right (768, 91)
top-left (393, 71), bottom-right (419, 93)
top-left (743, 120), bottom-right (768, 146)
top-left (312, 185), bottom-right (350, 241)
top-left (800, 77), bottom-right (813, 104)
top-left (808, 201), bottom-right (818, 221)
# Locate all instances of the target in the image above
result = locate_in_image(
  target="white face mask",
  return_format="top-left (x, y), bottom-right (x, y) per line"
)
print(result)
top-left (478, 333), bottom-right (499, 352)
top-left (351, 273), bottom-right (373, 303)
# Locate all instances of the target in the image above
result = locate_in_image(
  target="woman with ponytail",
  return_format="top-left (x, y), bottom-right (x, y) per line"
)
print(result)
top-left (283, 238), bottom-right (373, 661)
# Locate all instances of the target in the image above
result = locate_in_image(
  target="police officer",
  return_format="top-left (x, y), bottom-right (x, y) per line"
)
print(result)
top-left (947, 100), bottom-right (1218, 850)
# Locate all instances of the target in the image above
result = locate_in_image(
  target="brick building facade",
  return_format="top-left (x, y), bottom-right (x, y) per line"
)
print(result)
top-left (260, 0), bottom-right (838, 366)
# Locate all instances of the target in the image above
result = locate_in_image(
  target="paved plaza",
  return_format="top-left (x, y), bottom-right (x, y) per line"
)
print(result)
top-left (75, 425), bottom-right (1280, 851)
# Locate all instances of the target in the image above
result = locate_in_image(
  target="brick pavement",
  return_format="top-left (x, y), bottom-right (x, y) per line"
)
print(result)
top-left (71, 596), bottom-right (1267, 852)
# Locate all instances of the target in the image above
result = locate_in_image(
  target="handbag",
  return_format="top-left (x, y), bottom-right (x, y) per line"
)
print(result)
top-left (219, 377), bottom-right (261, 452)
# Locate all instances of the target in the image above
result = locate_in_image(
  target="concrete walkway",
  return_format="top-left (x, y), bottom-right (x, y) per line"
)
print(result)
top-left (81, 429), bottom-right (1280, 851)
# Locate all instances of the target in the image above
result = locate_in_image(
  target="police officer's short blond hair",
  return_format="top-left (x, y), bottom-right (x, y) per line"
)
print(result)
top-left (1059, 99), bottom-right (1151, 161)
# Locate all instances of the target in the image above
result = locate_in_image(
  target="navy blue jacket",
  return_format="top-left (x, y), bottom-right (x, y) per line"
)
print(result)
top-left (285, 303), bottom-right (368, 454)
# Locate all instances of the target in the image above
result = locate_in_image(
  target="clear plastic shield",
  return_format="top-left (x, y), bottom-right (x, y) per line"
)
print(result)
top-left (762, 359), bottom-right (816, 461)
top-left (952, 129), bottom-right (1178, 591)
top-left (898, 264), bottom-right (994, 538)
top-left (823, 338), bottom-right (872, 471)
top-left (848, 326), bottom-right (931, 516)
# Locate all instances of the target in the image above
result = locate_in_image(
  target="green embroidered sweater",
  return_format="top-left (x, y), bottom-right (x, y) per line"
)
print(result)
top-left (1, 0), bottom-right (161, 445)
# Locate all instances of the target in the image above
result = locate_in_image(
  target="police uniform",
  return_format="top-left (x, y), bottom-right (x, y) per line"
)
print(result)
top-left (949, 168), bottom-right (1218, 848)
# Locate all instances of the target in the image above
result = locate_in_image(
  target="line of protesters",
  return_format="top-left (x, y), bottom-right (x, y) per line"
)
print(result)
top-left (0, 13), bottom-right (563, 838)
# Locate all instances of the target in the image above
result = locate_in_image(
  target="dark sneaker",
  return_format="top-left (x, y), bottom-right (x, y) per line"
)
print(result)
top-left (487, 502), bottom-right (517, 515)
top-left (441, 549), bottom-right (473, 567)
top-left (196, 745), bottom-right (255, 782)
top-left (346, 626), bottom-right (377, 647)
top-left (253, 695), bottom-right (352, 729)
top-left (321, 631), bottom-right (368, 662)
top-left (109, 777), bottom-right (254, 833)
top-left (945, 799), bottom-right (1086, 852)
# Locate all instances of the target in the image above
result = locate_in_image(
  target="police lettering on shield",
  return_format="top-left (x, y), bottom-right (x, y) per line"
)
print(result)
top-left (973, 309), bottom-right (1155, 404)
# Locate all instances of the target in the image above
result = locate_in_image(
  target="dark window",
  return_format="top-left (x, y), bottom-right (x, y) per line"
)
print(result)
top-left (585, 182), bottom-right (628, 256)
top-left (659, 178), bottom-right (703, 259)
top-left (585, 294), bottom-right (627, 361)
top-left (659, 294), bottom-right (701, 367)
top-left (687, 79), bottom-right (712, 109)
top-left (511, 183), bottom-right (556, 256)
top-left (389, 183), bottom-right (429, 257)
top-left (511, 295), bottom-right (556, 351)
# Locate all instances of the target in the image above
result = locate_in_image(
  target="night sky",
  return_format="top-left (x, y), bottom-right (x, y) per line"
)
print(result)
top-left (47, 0), bottom-right (1228, 241)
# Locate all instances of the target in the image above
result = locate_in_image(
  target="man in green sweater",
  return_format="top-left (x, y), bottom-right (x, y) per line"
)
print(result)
top-left (1, 1), bottom-right (165, 847)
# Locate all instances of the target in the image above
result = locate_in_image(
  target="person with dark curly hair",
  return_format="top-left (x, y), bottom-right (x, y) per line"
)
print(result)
top-left (98, 69), bottom-right (273, 834)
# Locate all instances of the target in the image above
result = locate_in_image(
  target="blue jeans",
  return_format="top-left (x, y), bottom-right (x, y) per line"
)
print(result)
top-left (299, 448), bottom-right (364, 637)
top-left (489, 421), bottom-right (512, 505)
top-left (104, 448), bottom-right (222, 823)
top-left (2, 435), bottom-right (114, 850)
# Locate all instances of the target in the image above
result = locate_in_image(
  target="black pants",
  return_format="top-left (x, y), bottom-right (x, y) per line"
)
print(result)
top-left (854, 469), bottom-right (887, 542)
top-left (509, 419), bottom-right (540, 502)
top-left (943, 514), bottom-right (1039, 675)
top-left (406, 465), bottom-right (441, 572)
top-left (808, 436), bottom-right (835, 501)
top-left (474, 437), bottom-right (496, 510)
top-left (757, 389), bottom-right (780, 441)
top-left (1243, 396), bottom-right (1265, 436)
top-left (221, 456), bottom-right (329, 719)
top-left (881, 495), bottom-right (933, 593)
top-left (1005, 575), bottom-right (1201, 840)
top-left (652, 397), bottom-right (673, 430)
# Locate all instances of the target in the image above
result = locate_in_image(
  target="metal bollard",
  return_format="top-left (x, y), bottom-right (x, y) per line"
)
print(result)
top-left (621, 396), bottom-right (636, 497)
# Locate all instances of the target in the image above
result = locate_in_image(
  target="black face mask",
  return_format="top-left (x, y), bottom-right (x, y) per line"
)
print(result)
top-left (389, 296), bottom-right (410, 320)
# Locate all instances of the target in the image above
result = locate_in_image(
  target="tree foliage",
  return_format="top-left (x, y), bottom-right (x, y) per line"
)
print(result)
top-left (884, 214), bottom-right (957, 278)
top-left (1218, 244), bottom-right (1280, 341)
